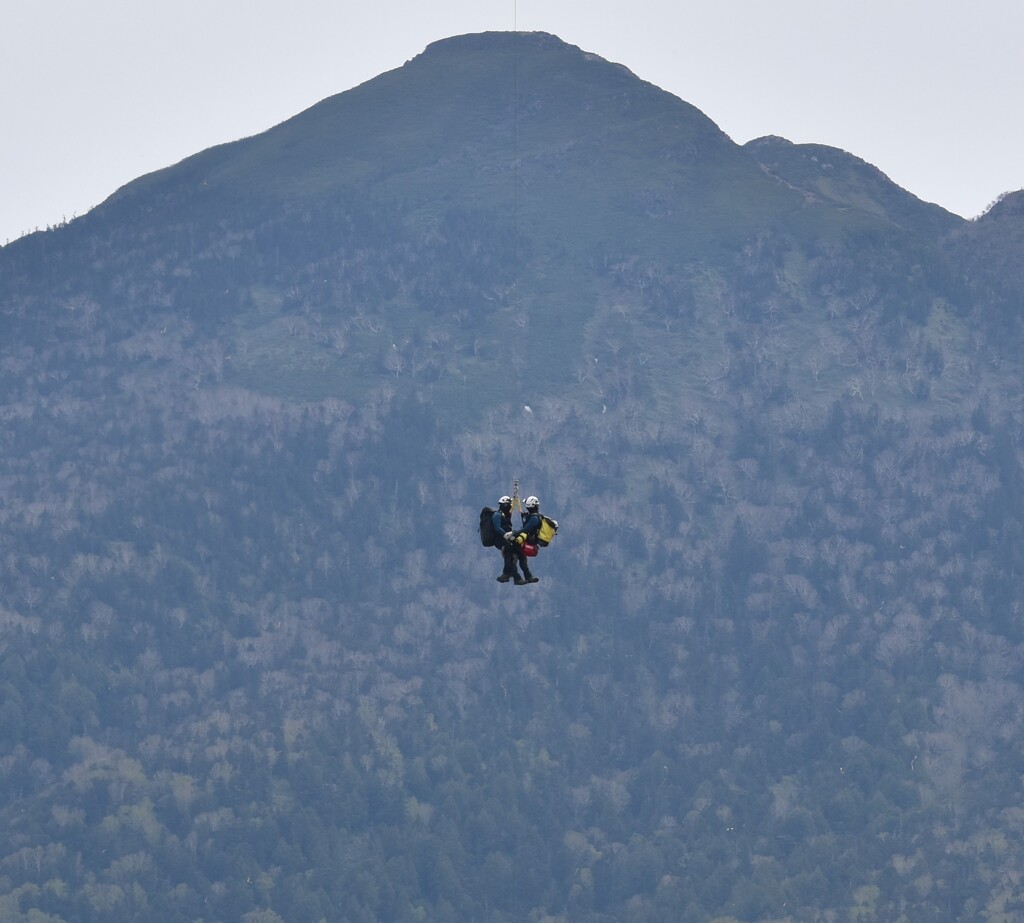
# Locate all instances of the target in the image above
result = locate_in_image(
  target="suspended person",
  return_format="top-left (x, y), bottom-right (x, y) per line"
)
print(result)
top-left (507, 495), bottom-right (552, 584)
top-left (520, 495), bottom-right (558, 565)
top-left (493, 496), bottom-right (537, 585)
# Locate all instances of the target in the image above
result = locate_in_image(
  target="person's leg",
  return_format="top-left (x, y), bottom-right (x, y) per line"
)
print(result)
top-left (517, 551), bottom-right (539, 583)
top-left (498, 545), bottom-right (521, 582)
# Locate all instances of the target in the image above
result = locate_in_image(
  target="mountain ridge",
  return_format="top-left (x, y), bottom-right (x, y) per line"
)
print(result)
top-left (744, 134), bottom-right (962, 237)
top-left (47, 32), bottom-right (930, 254)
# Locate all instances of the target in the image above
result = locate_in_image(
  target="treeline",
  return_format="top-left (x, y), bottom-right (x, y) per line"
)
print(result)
top-left (2, 296), bottom-right (1024, 920)
top-left (3, 156), bottom-right (1024, 918)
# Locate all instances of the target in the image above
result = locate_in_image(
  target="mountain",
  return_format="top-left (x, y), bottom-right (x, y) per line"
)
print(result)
top-left (2, 30), bottom-right (1024, 923)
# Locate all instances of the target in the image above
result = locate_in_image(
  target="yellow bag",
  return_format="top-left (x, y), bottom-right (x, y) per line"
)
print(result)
top-left (536, 515), bottom-right (558, 547)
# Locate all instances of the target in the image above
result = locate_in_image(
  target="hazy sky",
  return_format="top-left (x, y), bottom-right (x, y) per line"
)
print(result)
top-left (3, 0), bottom-right (1022, 244)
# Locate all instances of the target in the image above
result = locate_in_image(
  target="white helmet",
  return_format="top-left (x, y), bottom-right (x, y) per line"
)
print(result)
top-left (526, 496), bottom-right (540, 510)
top-left (499, 496), bottom-right (512, 507)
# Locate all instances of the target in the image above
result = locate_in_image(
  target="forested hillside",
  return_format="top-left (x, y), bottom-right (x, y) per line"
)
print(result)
top-left (2, 31), bottom-right (1024, 923)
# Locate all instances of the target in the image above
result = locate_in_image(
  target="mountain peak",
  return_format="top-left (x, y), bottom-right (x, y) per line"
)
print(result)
top-left (95, 27), bottom-right (740, 235)
top-left (418, 30), bottom-right (627, 65)
top-left (745, 134), bottom-right (961, 236)
top-left (419, 30), bottom-right (573, 55)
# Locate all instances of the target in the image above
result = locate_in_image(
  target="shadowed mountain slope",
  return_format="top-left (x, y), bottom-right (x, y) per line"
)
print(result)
top-left (945, 189), bottom-right (1024, 320)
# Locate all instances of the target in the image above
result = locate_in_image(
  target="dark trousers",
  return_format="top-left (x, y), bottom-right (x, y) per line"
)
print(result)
top-left (501, 544), bottom-right (533, 577)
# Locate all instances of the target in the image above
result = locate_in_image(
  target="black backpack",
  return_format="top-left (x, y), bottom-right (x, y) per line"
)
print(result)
top-left (479, 507), bottom-right (500, 547)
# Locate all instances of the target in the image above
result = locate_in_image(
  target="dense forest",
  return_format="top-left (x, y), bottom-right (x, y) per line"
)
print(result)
top-left (2, 30), bottom-right (1024, 923)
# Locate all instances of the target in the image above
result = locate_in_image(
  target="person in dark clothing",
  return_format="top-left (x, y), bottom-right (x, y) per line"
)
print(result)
top-left (519, 496), bottom-right (543, 547)
top-left (493, 496), bottom-right (537, 584)
top-left (512, 497), bottom-right (543, 584)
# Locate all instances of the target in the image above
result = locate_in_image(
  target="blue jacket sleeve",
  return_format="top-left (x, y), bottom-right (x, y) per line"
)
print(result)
top-left (520, 512), bottom-right (541, 537)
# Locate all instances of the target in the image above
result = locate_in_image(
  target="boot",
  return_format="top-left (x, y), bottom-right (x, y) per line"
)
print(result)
top-left (513, 575), bottom-right (528, 585)
top-left (497, 574), bottom-right (512, 583)
top-left (521, 567), bottom-right (539, 584)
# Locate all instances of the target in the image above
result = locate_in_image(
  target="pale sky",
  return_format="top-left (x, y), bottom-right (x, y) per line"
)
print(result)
top-left (3, 0), bottom-right (1023, 245)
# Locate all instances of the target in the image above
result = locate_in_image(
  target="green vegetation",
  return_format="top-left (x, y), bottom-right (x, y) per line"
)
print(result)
top-left (1, 29), bottom-right (1024, 923)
